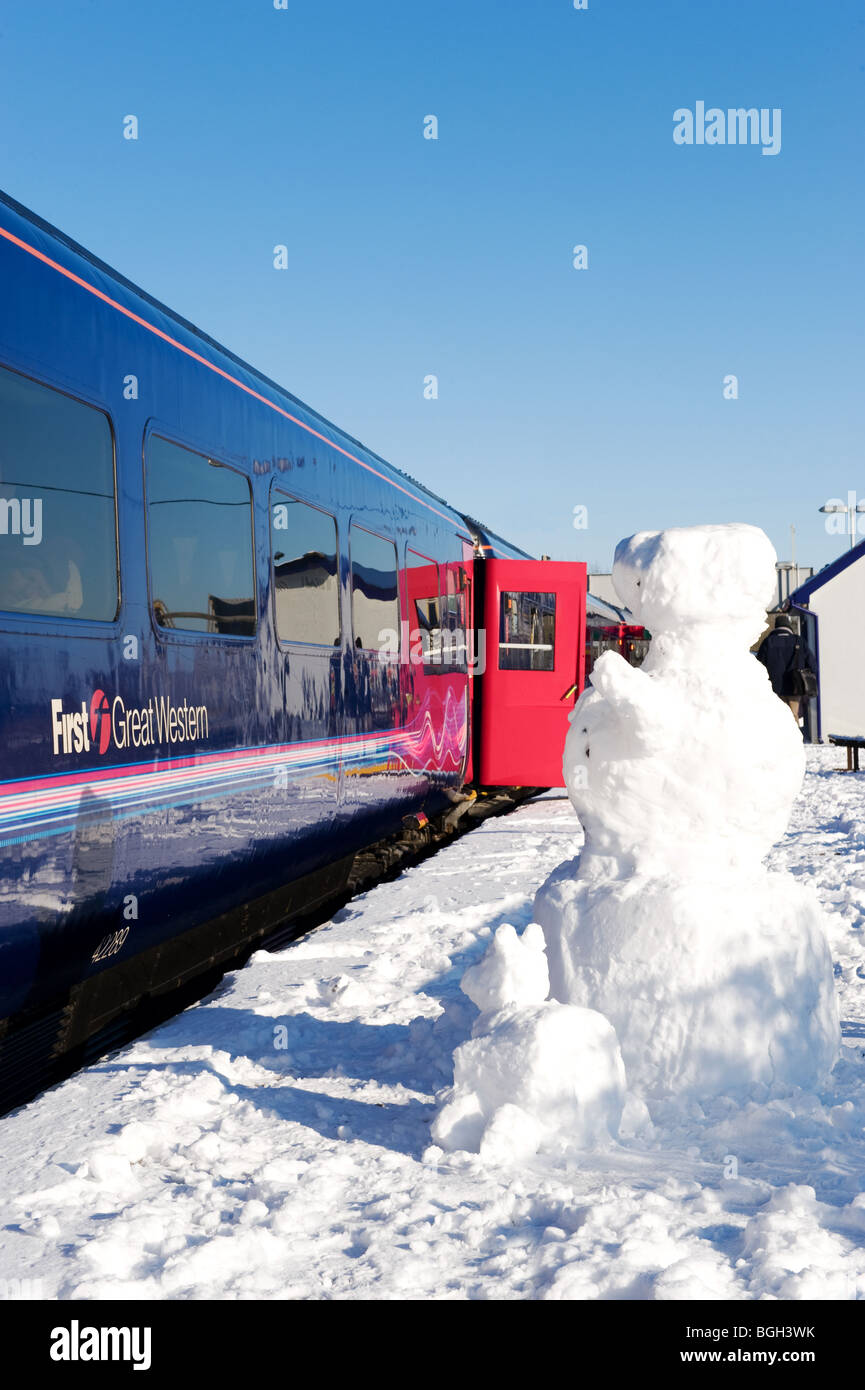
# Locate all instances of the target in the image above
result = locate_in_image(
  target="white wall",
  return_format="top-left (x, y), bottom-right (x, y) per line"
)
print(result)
top-left (810, 558), bottom-right (865, 738)
top-left (587, 574), bottom-right (620, 607)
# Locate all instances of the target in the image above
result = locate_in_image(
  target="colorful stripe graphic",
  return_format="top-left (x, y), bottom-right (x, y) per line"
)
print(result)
top-left (0, 696), bottom-right (467, 848)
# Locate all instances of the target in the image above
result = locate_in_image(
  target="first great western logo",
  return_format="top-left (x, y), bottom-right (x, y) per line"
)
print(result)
top-left (51, 691), bottom-right (209, 755)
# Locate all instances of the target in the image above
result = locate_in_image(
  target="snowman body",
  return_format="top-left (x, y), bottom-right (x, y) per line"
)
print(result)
top-left (535, 524), bottom-right (839, 1099)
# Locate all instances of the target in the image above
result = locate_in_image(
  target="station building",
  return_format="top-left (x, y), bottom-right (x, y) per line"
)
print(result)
top-left (788, 540), bottom-right (865, 741)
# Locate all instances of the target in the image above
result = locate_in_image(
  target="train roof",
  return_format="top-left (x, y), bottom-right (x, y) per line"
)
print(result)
top-left (0, 188), bottom-right (528, 557)
top-left (460, 515), bottom-right (533, 561)
top-left (586, 593), bottom-right (629, 623)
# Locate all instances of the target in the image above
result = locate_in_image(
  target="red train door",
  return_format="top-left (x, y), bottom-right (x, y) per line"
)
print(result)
top-left (479, 560), bottom-right (586, 787)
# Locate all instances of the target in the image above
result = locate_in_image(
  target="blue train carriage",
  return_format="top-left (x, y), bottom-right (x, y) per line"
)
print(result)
top-left (0, 191), bottom-right (494, 1104)
top-left (0, 191), bottom-right (589, 1111)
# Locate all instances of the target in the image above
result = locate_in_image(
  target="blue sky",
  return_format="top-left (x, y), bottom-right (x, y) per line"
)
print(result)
top-left (1, 0), bottom-right (862, 572)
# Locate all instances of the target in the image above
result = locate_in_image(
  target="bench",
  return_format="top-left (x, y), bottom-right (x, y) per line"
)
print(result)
top-left (828, 735), bottom-right (865, 771)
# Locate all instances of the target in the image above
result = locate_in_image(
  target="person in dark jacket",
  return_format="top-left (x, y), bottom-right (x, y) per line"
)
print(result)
top-left (756, 614), bottom-right (816, 727)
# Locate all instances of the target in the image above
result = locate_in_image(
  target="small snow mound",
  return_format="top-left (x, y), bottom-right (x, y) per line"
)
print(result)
top-left (478, 1104), bottom-right (545, 1165)
top-left (461, 922), bottom-right (549, 1016)
top-left (432, 1002), bottom-right (626, 1158)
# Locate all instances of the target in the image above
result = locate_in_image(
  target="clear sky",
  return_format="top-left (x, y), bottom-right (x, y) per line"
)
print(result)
top-left (1, 0), bottom-right (862, 574)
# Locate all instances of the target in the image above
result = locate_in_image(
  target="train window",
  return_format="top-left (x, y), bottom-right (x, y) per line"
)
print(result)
top-left (0, 363), bottom-right (118, 621)
top-left (145, 436), bottom-right (256, 637)
top-left (499, 591), bottom-right (556, 671)
top-left (441, 562), bottom-right (469, 670)
top-left (407, 549), bottom-right (442, 663)
top-left (271, 491), bottom-right (340, 645)
top-left (349, 525), bottom-right (398, 651)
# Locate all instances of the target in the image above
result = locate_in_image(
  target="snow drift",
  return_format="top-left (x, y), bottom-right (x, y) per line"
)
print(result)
top-left (432, 924), bottom-right (626, 1158)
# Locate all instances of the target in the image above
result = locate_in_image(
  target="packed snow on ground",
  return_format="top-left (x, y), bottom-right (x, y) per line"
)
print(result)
top-left (1, 750), bottom-right (864, 1301)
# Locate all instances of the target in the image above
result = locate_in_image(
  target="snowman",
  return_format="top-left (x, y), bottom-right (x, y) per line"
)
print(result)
top-left (534, 523), bottom-right (839, 1101)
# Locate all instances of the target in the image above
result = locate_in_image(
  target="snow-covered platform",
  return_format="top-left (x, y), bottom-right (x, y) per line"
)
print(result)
top-left (1, 747), bottom-right (864, 1301)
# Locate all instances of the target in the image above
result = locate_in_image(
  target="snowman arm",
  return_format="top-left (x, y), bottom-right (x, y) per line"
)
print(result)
top-left (587, 651), bottom-right (672, 748)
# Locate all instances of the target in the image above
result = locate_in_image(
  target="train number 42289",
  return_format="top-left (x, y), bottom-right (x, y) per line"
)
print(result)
top-left (91, 927), bottom-right (130, 964)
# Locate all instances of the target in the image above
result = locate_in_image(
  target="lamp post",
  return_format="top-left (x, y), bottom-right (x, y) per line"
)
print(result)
top-left (819, 496), bottom-right (865, 550)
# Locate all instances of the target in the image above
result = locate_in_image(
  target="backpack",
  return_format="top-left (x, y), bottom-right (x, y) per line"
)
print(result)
top-left (791, 667), bottom-right (818, 699)
top-left (788, 635), bottom-right (818, 698)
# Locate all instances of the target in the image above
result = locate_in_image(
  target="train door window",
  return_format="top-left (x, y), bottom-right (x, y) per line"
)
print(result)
top-left (441, 562), bottom-right (469, 670)
top-left (0, 362), bottom-right (118, 621)
top-left (349, 525), bottom-right (399, 651)
top-left (499, 591), bottom-right (556, 671)
top-left (270, 490), bottom-right (340, 645)
top-left (407, 549), bottom-right (442, 664)
top-left (145, 435), bottom-right (256, 636)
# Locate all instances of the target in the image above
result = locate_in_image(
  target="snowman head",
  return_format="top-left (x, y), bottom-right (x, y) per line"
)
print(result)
top-left (612, 523), bottom-right (777, 638)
